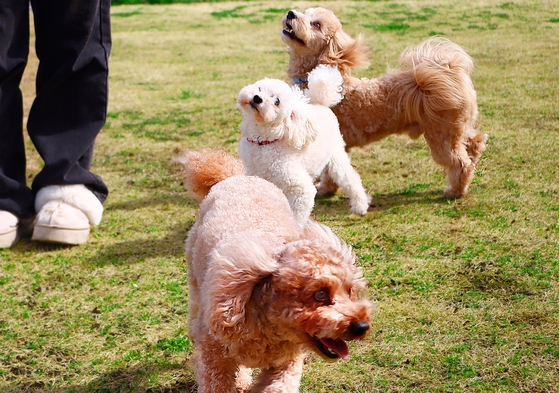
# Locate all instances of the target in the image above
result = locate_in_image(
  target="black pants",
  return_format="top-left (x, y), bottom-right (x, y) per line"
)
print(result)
top-left (0, 0), bottom-right (111, 219)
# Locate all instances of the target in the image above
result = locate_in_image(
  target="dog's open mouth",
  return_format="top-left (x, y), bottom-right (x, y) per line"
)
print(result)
top-left (283, 22), bottom-right (305, 45)
top-left (312, 336), bottom-right (350, 361)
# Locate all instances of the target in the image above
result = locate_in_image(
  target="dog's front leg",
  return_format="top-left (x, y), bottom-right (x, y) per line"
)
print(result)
top-left (284, 178), bottom-right (317, 226)
top-left (193, 339), bottom-right (239, 393)
top-left (249, 353), bottom-right (306, 393)
top-left (325, 152), bottom-right (371, 215)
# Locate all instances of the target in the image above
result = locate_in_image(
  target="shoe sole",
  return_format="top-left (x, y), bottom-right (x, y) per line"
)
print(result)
top-left (32, 225), bottom-right (90, 245)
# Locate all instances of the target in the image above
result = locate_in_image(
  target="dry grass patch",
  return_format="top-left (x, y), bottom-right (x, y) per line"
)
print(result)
top-left (1, 1), bottom-right (558, 392)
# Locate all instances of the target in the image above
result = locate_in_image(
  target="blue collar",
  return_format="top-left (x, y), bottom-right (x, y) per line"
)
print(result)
top-left (292, 76), bottom-right (308, 84)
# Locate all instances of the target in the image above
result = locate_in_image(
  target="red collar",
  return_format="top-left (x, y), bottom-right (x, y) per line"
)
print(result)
top-left (246, 137), bottom-right (279, 146)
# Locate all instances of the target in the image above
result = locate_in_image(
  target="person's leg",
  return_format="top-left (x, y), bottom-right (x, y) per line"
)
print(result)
top-left (28, 0), bottom-right (111, 244)
top-left (0, 0), bottom-right (35, 248)
top-left (29, 0), bottom-right (111, 200)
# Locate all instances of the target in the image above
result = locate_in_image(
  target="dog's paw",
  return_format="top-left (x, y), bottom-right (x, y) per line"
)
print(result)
top-left (349, 195), bottom-right (371, 215)
top-left (444, 186), bottom-right (467, 198)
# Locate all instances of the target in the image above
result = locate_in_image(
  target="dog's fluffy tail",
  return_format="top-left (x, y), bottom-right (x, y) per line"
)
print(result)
top-left (175, 150), bottom-right (245, 202)
top-left (304, 64), bottom-right (344, 107)
top-left (391, 37), bottom-right (476, 122)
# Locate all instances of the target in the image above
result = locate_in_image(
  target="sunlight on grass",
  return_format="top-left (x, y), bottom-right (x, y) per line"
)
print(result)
top-left (1, 0), bottom-right (558, 392)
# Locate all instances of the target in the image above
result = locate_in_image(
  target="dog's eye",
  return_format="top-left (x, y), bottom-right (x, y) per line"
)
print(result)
top-left (313, 290), bottom-right (329, 302)
top-left (274, 98), bottom-right (280, 106)
top-left (348, 287), bottom-right (356, 298)
top-left (312, 21), bottom-right (321, 29)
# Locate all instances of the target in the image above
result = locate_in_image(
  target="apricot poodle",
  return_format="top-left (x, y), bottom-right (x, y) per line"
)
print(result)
top-left (281, 7), bottom-right (488, 198)
top-left (237, 65), bottom-right (370, 226)
top-left (178, 149), bottom-right (373, 393)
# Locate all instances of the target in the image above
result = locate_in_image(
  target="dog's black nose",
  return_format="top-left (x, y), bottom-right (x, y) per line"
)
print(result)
top-left (252, 95), bottom-right (263, 104)
top-left (287, 10), bottom-right (296, 20)
top-left (349, 321), bottom-right (370, 337)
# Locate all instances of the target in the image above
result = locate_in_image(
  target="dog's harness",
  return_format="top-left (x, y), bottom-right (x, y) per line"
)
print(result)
top-left (292, 77), bottom-right (308, 84)
top-left (246, 137), bottom-right (279, 146)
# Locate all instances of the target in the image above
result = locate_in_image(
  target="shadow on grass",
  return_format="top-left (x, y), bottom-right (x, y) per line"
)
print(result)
top-left (105, 193), bottom-right (195, 212)
top-left (83, 363), bottom-right (198, 393)
top-left (371, 189), bottom-right (448, 209)
top-left (3, 195), bottom-right (196, 266)
top-left (84, 195), bottom-right (196, 266)
top-left (4, 223), bottom-right (192, 267)
top-left (6, 190), bottom-right (446, 263)
top-left (4, 363), bottom-right (198, 393)
top-left (84, 220), bottom-right (194, 267)
top-left (314, 188), bottom-right (446, 217)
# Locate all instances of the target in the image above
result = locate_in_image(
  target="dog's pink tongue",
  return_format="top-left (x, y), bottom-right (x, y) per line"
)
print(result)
top-left (321, 338), bottom-right (350, 360)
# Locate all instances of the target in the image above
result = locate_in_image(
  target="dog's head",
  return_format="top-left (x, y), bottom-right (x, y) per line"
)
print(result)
top-left (237, 78), bottom-right (318, 149)
top-left (206, 222), bottom-right (373, 361)
top-left (266, 221), bottom-right (373, 361)
top-left (281, 8), bottom-right (369, 77)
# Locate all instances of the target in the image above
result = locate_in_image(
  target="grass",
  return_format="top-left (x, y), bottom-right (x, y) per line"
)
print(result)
top-left (1, 0), bottom-right (558, 392)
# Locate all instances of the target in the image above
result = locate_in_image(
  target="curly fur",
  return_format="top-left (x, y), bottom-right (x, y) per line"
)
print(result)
top-left (179, 149), bottom-right (373, 393)
top-left (281, 8), bottom-right (488, 198)
top-left (237, 66), bottom-right (371, 226)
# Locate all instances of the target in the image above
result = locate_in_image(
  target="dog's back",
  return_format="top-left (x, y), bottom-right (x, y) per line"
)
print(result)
top-left (178, 149), bottom-right (300, 238)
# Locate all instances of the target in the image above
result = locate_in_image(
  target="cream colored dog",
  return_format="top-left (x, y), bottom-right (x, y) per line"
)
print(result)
top-left (237, 65), bottom-right (370, 226)
top-left (178, 150), bottom-right (373, 393)
top-left (282, 8), bottom-right (487, 198)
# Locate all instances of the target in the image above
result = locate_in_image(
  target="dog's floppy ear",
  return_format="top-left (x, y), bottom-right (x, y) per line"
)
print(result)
top-left (203, 235), bottom-right (277, 340)
top-left (319, 31), bottom-right (370, 76)
top-left (278, 87), bottom-right (319, 149)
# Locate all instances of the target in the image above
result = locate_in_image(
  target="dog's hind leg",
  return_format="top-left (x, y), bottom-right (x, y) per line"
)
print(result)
top-left (425, 127), bottom-right (476, 198)
top-left (325, 152), bottom-right (371, 215)
top-left (250, 353), bottom-right (305, 393)
top-left (186, 273), bottom-right (200, 337)
top-left (464, 126), bottom-right (488, 167)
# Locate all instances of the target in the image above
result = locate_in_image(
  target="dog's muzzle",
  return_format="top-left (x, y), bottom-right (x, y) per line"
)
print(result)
top-left (311, 320), bottom-right (371, 361)
top-left (283, 10), bottom-right (304, 44)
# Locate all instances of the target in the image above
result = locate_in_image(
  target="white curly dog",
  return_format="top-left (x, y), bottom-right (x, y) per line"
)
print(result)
top-left (237, 65), bottom-right (371, 226)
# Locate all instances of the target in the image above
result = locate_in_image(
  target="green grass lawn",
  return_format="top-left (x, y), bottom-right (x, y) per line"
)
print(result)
top-left (1, 1), bottom-right (558, 392)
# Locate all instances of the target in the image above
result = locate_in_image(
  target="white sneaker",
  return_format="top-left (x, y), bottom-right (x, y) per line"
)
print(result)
top-left (32, 201), bottom-right (91, 244)
top-left (0, 211), bottom-right (34, 248)
top-left (0, 211), bottom-right (19, 249)
top-left (32, 185), bottom-right (103, 245)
